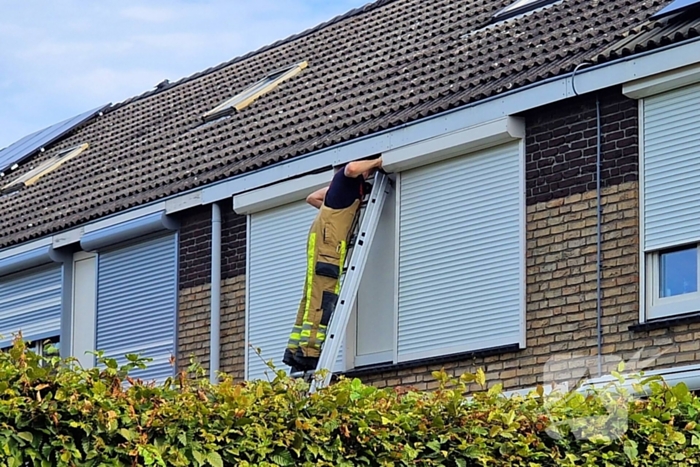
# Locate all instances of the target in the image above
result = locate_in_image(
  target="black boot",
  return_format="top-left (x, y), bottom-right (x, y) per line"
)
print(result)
top-left (283, 348), bottom-right (302, 372)
top-left (292, 348), bottom-right (319, 372)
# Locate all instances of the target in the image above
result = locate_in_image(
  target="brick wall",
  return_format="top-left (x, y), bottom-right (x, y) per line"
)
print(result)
top-left (357, 88), bottom-right (653, 392)
top-left (178, 200), bottom-right (246, 290)
top-left (525, 87), bottom-right (638, 205)
top-left (174, 87), bottom-right (699, 391)
top-left (179, 205), bottom-right (211, 290)
top-left (221, 199), bottom-right (247, 281)
top-left (178, 283), bottom-right (211, 373)
top-left (177, 201), bottom-right (247, 378)
top-left (361, 180), bottom-right (699, 392)
top-left (221, 275), bottom-right (246, 380)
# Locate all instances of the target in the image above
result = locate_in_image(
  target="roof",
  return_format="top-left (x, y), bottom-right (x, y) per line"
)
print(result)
top-left (600, 6), bottom-right (700, 60)
top-left (0, 0), bottom-right (689, 249)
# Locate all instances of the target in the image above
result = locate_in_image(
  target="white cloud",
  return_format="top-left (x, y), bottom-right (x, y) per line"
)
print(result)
top-left (0, 0), bottom-right (369, 149)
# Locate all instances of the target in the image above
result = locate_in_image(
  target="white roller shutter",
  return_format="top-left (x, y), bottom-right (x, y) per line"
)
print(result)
top-left (96, 234), bottom-right (177, 383)
top-left (0, 266), bottom-right (62, 348)
top-left (644, 83), bottom-right (700, 251)
top-left (247, 201), bottom-right (345, 380)
top-left (398, 143), bottom-right (522, 362)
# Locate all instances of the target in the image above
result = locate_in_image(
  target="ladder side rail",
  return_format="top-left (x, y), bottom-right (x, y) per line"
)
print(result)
top-left (311, 172), bottom-right (391, 392)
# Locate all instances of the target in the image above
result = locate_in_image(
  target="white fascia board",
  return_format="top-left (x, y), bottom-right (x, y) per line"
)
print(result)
top-left (623, 61), bottom-right (700, 99)
top-left (382, 116), bottom-right (525, 172)
top-left (165, 190), bottom-right (202, 214)
top-left (53, 227), bottom-right (84, 249)
top-left (233, 170), bottom-right (333, 214)
top-left (0, 236), bottom-right (52, 261)
top-left (82, 202), bottom-right (165, 235)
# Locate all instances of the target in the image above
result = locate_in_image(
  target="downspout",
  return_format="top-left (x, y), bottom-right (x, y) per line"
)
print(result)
top-left (210, 203), bottom-right (222, 384)
top-left (595, 94), bottom-right (603, 378)
top-left (572, 64), bottom-right (603, 378)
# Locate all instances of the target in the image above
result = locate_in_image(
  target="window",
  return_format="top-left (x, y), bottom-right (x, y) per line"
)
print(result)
top-left (245, 199), bottom-right (346, 380)
top-left (648, 245), bottom-right (700, 319)
top-left (1, 143), bottom-right (89, 193)
top-left (30, 337), bottom-right (60, 357)
top-left (395, 143), bottom-right (523, 362)
top-left (642, 82), bottom-right (700, 320)
top-left (0, 266), bottom-right (63, 350)
top-left (492, 0), bottom-right (560, 22)
top-left (95, 234), bottom-right (178, 383)
top-left (659, 246), bottom-right (697, 298)
top-left (202, 61), bottom-right (308, 122)
top-left (240, 137), bottom-right (524, 377)
top-left (1, 337), bottom-right (59, 365)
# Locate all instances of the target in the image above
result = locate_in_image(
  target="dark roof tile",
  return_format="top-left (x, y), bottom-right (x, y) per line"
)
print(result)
top-left (0, 0), bottom-right (686, 249)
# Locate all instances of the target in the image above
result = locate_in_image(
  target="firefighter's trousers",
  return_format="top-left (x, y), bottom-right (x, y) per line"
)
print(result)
top-left (285, 199), bottom-right (359, 360)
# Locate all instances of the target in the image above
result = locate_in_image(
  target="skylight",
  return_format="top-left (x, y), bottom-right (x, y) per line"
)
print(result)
top-left (492, 0), bottom-right (559, 22)
top-left (202, 60), bottom-right (308, 122)
top-left (1, 143), bottom-right (89, 194)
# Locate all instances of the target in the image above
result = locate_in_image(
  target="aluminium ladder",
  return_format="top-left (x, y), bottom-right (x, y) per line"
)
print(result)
top-left (309, 171), bottom-right (391, 393)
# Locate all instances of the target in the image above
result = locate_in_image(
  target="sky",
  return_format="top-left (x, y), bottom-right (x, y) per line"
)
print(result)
top-left (0, 0), bottom-right (369, 149)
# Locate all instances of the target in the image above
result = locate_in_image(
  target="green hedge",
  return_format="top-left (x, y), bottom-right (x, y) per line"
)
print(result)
top-left (1, 338), bottom-right (699, 466)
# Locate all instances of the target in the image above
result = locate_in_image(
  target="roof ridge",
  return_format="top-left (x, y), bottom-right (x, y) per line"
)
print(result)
top-left (106, 0), bottom-right (399, 113)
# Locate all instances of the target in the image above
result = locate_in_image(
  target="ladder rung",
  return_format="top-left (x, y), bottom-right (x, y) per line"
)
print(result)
top-left (309, 172), bottom-right (391, 393)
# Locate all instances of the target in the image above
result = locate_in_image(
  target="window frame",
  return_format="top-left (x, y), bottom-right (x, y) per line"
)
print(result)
top-left (345, 174), bottom-right (398, 369)
top-left (491, 0), bottom-right (560, 22)
top-left (646, 245), bottom-right (700, 320)
top-left (393, 142), bottom-right (525, 363)
top-left (638, 84), bottom-right (700, 323)
top-left (202, 60), bottom-right (308, 122)
top-left (30, 336), bottom-right (61, 358)
top-left (1, 143), bottom-right (88, 193)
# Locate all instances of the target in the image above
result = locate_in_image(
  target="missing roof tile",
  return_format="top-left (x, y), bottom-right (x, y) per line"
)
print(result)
top-left (202, 60), bottom-right (308, 122)
top-left (1, 143), bottom-right (89, 194)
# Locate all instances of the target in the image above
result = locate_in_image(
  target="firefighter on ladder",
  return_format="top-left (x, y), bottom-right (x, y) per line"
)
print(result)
top-left (283, 156), bottom-right (384, 373)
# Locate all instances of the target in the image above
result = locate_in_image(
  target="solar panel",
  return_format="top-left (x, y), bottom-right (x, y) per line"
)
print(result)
top-left (0, 104), bottom-right (107, 175)
top-left (651, 0), bottom-right (700, 19)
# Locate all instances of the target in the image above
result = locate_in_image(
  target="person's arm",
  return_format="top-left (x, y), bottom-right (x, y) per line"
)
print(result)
top-left (344, 157), bottom-right (383, 178)
top-left (306, 186), bottom-right (329, 209)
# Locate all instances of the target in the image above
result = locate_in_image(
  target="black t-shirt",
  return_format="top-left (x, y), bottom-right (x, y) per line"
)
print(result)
top-left (324, 166), bottom-right (364, 209)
